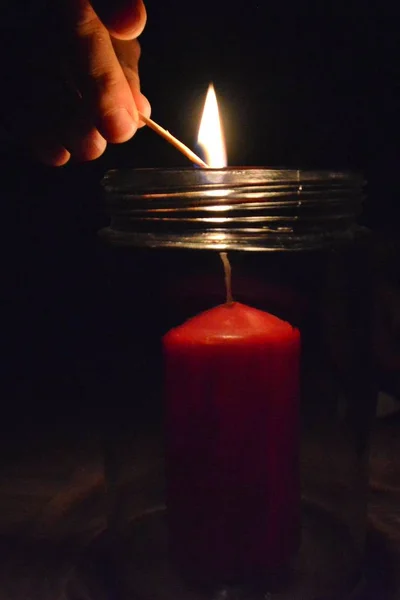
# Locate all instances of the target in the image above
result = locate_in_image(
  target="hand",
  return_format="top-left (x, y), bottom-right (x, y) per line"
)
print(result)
top-left (1, 0), bottom-right (150, 166)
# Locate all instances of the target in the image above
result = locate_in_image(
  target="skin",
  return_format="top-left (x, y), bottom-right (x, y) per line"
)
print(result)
top-left (4, 0), bottom-right (150, 166)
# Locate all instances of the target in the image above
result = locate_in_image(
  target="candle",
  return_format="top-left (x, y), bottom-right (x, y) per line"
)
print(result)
top-left (162, 86), bottom-right (301, 584)
top-left (163, 299), bottom-right (301, 582)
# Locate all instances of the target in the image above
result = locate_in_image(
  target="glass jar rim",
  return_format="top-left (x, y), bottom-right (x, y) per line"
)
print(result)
top-left (100, 167), bottom-right (366, 252)
top-left (102, 167), bottom-right (364, 192)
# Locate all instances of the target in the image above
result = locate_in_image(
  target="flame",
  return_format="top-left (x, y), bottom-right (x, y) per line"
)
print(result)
top-left (197, 84), bottom-right (227, 168)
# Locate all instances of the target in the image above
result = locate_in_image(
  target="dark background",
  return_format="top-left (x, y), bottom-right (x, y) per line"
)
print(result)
top-left (1, 2), bottom-right (398, 428)
top-left (0, 8), bottom-right (398, 598)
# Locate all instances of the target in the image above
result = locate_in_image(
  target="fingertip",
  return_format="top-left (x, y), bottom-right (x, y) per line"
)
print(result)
top-left (134, 92), bottom-right (151, 127)
top-left (36, 146), bottom-right (71, 167)
top-left (98, 107), bottom-right (138, 143)
top-left (68, 130), bottom-right (108, 162)
top-left (107, 0), bottom-right (147, 40)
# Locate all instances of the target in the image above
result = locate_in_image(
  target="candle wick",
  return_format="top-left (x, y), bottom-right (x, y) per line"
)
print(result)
top-left (220, 252), bottom-right (234, 305)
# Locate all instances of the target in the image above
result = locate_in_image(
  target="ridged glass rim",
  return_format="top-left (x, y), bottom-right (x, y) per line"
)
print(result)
top-left (102, 166), bottom-right (364, 191)
top-left (100, 167), bottom-right (366, 252)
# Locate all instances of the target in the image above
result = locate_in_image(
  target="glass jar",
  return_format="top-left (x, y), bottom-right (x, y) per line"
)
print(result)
top-left (99, 168), bottom-right (376, 600)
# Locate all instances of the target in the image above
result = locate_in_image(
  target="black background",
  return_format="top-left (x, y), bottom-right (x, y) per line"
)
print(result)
top-left (1, 1), bottom-right (398, 430)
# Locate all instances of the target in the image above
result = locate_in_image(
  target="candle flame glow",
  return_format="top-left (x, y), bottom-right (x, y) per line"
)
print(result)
top-left (197, 83), bottom-right (227, 168)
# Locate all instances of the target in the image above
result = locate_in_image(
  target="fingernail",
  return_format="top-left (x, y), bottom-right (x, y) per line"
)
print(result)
top-left (101, 108), bottom-right (137, 142)
top-left (107, 1), bottom-right (146, 40)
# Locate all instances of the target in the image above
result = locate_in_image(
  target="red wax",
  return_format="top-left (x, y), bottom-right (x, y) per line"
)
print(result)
top-left (163, 302), bottom-right (301, 583)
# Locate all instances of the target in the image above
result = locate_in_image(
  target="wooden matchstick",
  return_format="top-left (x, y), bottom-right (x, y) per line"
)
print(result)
top-left (138, 112), bottom-right (209, 168)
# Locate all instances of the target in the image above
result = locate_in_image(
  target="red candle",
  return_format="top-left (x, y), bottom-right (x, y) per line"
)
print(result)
top-left (163, 301), bottom-right (301, 583)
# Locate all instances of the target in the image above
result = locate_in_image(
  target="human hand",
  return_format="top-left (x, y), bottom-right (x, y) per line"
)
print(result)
top-left (1, 0), bottom-right (150, 166)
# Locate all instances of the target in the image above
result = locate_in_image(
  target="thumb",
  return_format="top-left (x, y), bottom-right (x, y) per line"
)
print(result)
top-left (90, 0), bottom-right (147, 40)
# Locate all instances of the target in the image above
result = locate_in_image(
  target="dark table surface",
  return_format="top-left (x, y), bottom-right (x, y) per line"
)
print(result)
top-left (0, 413), bottom-right (399, 600)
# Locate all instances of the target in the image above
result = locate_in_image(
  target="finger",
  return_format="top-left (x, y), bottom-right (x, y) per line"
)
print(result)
top-left (112, 37), bottom-right (151, 127)
top-left (57, 92), bottom-right (107, 162)
top-left (34, 144), bottom-right (71, 167)
top-left (90, 0), bottom-right (147, 40)
top-left (64, 123), bottom-right (107, 162)
top-left (136, 93), bottom-right (151, 127)
top-left (28, 66), bottom-right (106, 164)
top-left (70, 0), bottom-right (140, 143)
